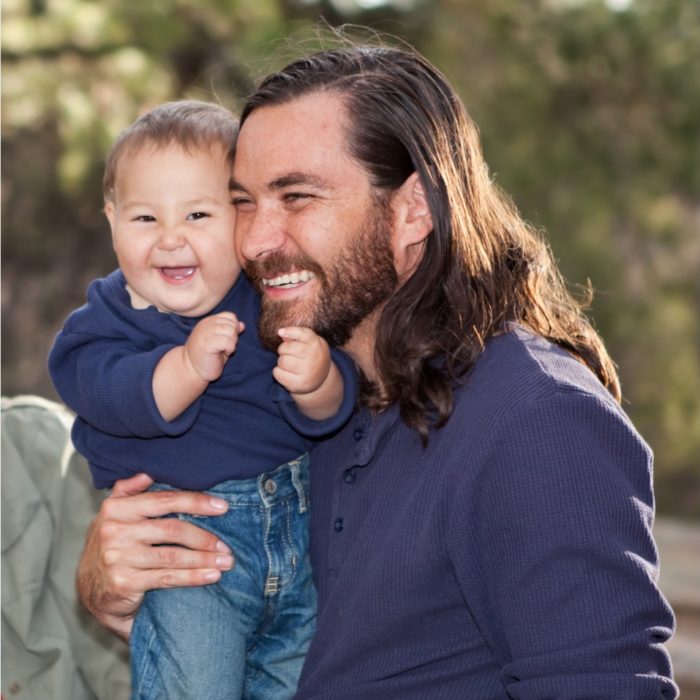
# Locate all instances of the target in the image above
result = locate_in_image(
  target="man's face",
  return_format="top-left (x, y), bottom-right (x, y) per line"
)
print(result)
top-left (231, 92), bottom-right (398, 352)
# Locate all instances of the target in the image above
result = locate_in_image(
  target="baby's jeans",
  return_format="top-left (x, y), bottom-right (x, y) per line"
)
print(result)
top-left (129, 454), bottom-right (316, 700)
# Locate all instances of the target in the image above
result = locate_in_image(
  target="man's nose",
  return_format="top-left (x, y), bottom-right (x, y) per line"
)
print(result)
top-left (237, 207), bottom-right (287, 261)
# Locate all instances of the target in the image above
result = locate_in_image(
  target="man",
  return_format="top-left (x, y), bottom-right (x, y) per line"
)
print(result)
top-left (77, 44), bottom-right (677, 698)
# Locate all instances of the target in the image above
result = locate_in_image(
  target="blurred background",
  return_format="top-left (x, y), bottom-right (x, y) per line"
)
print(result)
top-left (2, 0), bottom-right (699, 694)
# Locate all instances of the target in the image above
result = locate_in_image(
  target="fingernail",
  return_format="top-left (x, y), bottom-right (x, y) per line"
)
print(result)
top-left (204, 570), bottom-right (221, 582)
top-left (216, 540), bottom-right (232, 553)
top-left (210, 498), bottom-right (228, 511)
top-left (216, 554), bottom-right (234, 569)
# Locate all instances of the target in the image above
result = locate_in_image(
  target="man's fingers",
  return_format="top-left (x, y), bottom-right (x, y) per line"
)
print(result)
top-left (100, 488), bottom-right (229, 522)
top-left (78, 480), bottom-right (234, 639)
top-left (131, 517), bottom-right (233, 555)
top-left (110, 472), bottom-right (154, 498)
top-left (102, 565), bottom-right (228, 604)
top-left (125, 567), bottom-right (227, 592)
top-left (137, 543), bottom-right (234, 571)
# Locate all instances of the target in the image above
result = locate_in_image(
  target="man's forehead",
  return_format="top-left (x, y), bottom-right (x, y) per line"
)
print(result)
top-left (232, 95), bottom-right (358, 189)
top-left (244, 90), bottom-right (347, 126)
top-left (240, 96), bottom-right (346, 144)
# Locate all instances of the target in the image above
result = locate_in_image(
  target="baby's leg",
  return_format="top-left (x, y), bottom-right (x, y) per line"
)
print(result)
top-left (129, 485), bottom-right (268, 700)
top-left (244, 454), bottom-right (317, 699)
top-left (130, 574), bottom-right (255, 700)
top-left (243, 544), bottom-right (316, 698)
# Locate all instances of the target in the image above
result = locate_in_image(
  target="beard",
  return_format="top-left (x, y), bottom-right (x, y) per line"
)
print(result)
top-left (246, 201), bottom-right (398, 350)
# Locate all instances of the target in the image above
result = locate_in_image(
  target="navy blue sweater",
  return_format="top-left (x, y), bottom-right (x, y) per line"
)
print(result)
top-left (49, 270), bottom-right (357, 489)
top-left (298, 328), bottom-right (677, 698)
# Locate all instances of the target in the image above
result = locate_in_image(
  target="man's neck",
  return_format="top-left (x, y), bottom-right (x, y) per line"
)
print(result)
top-left (342, 315), bottom-right (379, 385)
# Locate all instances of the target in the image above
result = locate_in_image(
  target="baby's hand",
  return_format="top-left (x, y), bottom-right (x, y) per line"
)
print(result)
top-left (274, 327), bottom-right (331, 395)
top-left (185, 312), bottom-right (244, 382)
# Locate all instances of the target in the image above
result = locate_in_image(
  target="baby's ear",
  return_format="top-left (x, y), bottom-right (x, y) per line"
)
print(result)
top-left (104, 201), bottom-right (117, 238)
top-left (390, 172), bottom-right (433, 279)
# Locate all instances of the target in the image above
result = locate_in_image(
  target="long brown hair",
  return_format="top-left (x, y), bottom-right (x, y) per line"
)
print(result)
top-left (241, 44), bottom-right (620, 442)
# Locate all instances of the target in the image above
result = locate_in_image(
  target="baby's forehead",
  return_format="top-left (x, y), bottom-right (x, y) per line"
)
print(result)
top-left (106, 140), bottom-right (233, 206)
top-left (113, 139), bottom-right (232, 182)
top-left (104, 129), bottom-right (235, 205)
top-left (121, 137), bottom-right (231, 162)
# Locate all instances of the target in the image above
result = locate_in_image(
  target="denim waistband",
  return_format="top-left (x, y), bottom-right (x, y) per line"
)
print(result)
top-left (153, 453), bottom-right (310, 512)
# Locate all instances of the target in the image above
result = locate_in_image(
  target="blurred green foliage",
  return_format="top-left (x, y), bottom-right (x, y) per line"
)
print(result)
top-left (2, 0), bottom-right (698, 517)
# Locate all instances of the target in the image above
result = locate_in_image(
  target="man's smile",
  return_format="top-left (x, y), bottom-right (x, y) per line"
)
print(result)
top-left (262, 270), bottom-right (316, 289)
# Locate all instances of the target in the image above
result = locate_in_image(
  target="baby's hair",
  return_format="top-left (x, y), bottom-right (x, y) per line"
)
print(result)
top-left (103, 100), bottom-right (239, 202)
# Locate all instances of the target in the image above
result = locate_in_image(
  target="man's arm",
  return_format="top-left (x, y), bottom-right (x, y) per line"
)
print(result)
top-left (449, 387), bottom-right (677, 696)
top-left (76, 473), bottom-right (234, 641)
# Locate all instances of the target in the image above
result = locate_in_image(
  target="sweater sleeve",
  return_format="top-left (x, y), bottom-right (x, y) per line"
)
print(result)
top-left (48, 323), bottom-right (200, 440)
top-left (449, 386), bottom-right (677, 699)
top-left (275, 348), bottom-right (358, 438)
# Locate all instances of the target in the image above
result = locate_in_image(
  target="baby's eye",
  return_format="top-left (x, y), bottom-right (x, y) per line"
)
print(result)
top-left (187, 211), bottom-right (210, 221)
top-left (133, 214), bottom-right (156, 223)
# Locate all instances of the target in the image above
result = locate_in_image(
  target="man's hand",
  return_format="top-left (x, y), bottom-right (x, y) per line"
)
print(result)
top-left (184, 312), bottom-right (244, 382)
top-left (76, 473), bottom-right (234, 641)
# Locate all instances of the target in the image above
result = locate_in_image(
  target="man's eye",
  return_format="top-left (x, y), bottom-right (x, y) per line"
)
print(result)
top-left (232, 197), bottom-right (255, 211)
top-left (283, 192), bottom-right (315, 209)
top-left (187, 211), bottom-right (209, 221)
top-left (284, 192), bottom-right (311, 203)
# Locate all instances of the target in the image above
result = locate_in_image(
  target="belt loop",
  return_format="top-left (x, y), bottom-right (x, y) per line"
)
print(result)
top-left (290, 455), bottom-right (308, 513)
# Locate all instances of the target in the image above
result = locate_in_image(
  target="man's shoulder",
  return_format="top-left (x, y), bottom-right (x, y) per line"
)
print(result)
top-left (467, 325), bottom-right (613, 408)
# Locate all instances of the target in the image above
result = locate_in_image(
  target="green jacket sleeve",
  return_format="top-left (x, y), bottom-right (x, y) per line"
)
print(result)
top-left (1, 395), bottom-right (130, 700)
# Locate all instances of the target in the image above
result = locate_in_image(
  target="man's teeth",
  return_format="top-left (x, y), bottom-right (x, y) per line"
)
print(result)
top-left (262, 271), bottom-right (315, 288)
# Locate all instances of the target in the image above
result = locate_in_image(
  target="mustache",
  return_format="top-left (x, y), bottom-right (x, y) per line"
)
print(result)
top-left (245, 251), bottom-right (325, 288)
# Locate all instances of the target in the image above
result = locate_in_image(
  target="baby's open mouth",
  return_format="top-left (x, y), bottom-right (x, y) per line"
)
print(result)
top-left (160, 267), bottom-right (196, 281)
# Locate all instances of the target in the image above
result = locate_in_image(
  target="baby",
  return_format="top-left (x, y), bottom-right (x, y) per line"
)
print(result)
top-left (49, 100), bottom-right (357, 699)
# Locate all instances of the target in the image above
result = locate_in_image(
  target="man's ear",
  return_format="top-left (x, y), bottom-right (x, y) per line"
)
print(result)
top-left (390, 172), bottom-right (433, 279)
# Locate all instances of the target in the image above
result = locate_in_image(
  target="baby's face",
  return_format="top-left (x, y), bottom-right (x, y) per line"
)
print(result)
top-left (105, 143), bottom-right (240, 317)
